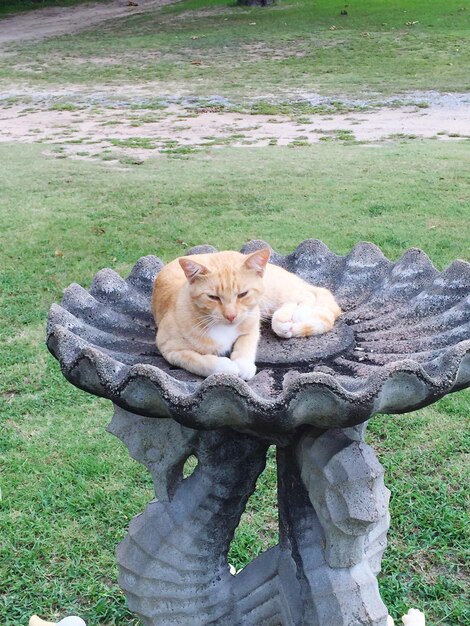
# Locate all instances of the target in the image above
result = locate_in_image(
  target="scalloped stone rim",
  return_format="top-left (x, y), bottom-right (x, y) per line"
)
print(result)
top-left (46, 240), bottom-right (470, 433)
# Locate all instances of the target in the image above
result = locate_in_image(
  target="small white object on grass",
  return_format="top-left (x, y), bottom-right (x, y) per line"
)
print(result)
top-left (29, 616), bottom-right (87, 626)
top-left (387, 608), bottom-right (426, 626)
top-left (29, 606), bottom-right (424, 626)
top-left (402, 609), bottom-right (426, 625)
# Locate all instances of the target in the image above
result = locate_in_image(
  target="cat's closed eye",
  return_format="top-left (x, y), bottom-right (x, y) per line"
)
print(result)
top-left (238, 291), bottom-right (248, 298)
top-left (208, 294), bottom-right (221, 301)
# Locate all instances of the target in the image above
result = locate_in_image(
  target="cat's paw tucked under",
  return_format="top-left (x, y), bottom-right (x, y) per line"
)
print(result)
top-left (212, 356), bottom-right (240, 376)
top-left (271, 302), bottom-right (297, 338)
top-left (272, 302), bottom-right (335, 339)
top-left (211, 357), bottom-right (256, 380)
top-left (232, 357), bottom-right (257, 381)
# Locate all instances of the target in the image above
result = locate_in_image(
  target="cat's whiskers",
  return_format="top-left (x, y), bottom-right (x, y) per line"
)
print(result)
top-left (196, 319), bottom-right (216, 332)
top-left (194, 315), bottom-right (218, 336)
top-left (194, 316), bottom-right (214, 331)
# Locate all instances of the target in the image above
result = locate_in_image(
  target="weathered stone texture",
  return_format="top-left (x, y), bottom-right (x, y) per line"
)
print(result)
top-left (47, 240), bottom-right (470, 626)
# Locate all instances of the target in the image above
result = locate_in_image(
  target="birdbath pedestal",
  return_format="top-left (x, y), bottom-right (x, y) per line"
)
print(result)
top-left (47, 240), bottom-right (470, 626)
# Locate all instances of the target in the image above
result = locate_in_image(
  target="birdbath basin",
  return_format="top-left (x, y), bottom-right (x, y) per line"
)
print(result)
top-left (47, 240), bottom-right (470, 626)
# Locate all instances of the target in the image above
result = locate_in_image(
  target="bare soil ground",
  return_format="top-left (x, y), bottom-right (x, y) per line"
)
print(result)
top-left (1, 93), bottom-right (470, 162)
top-left (0, 0), bottom-right (175, 44)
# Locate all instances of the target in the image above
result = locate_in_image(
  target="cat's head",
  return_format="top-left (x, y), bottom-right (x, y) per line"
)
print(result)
top-left (179, 248), bottom-right (270, 324)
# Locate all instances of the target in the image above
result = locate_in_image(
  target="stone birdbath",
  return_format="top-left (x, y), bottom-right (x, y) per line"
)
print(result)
top-left (47, 240), bottom-right (470, 626)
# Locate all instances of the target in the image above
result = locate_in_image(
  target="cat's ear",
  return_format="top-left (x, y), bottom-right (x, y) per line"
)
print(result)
top-left (179, 258), bottom-right (209, 283)
top-left (244, 248), bottom-right (271, 276)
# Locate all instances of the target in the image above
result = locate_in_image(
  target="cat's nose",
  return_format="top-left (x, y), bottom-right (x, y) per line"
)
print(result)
top-left (224, 312), bottom-right (237, 322)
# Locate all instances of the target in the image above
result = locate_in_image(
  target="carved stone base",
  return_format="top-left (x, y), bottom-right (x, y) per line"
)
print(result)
top-left (109, 407), bottom-right (390, 626)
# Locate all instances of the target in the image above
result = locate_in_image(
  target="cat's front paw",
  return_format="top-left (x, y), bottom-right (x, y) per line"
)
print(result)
top-left (212, 356), bottom-right (240, 376)
top-left (232, 358), bottom-right (257, 381)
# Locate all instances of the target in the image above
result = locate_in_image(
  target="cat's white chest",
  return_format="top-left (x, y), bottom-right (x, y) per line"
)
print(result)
top-left (207, 323), bottom-right (240, 355)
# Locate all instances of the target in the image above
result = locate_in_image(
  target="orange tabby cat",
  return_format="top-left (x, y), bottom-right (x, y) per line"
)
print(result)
top-left (152, 248), bottom-right (341, 380)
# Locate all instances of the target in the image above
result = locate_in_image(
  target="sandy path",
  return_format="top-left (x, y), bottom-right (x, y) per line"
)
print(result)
top-left (0, 0), bottom-right (177, 45)
top-left (1, 99), bottom-right (469, 162)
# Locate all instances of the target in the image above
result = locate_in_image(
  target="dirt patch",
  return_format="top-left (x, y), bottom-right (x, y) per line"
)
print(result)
top-left (0, 0), bottom-right (177, 46)
top-left (1, 96), bottom-right (470, 163)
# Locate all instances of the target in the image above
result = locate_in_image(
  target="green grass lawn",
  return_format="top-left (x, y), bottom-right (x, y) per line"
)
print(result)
top-left (1, 0), bottom-right (469, 624)
top-left (0, 140), bottom-right (469, 625)
top-left (2, 0), bottom-right (470, 100)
